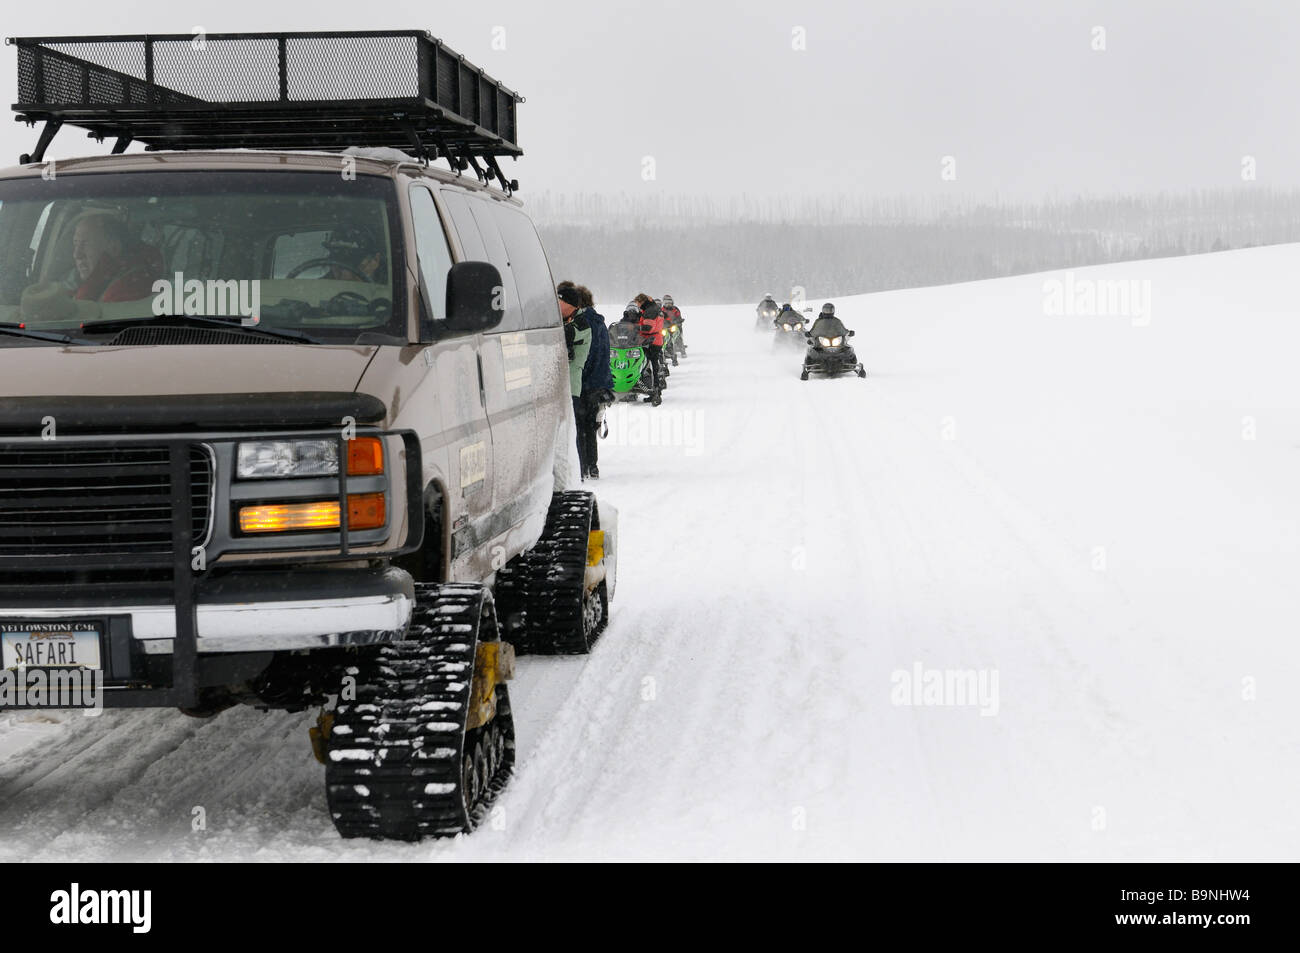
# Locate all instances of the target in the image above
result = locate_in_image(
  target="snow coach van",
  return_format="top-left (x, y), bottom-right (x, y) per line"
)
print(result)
top-left (0, 31), bottom-right (617, 838)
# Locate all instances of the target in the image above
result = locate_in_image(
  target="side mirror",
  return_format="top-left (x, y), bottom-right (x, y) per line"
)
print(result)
top-left (445, 261), bottom-right (505, 333)
top-left (847, 329), bottom-right (855, 337)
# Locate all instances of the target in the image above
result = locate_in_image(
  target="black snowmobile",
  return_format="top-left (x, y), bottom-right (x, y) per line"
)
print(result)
top-left (772, 307), bottom-right (809, 351)
top-left (800, 305), bottom-right (865, 380)
top-left (755, 296), bottom-right (780, 330)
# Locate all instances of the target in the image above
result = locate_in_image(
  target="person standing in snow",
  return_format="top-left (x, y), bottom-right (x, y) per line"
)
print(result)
top-left (558, 283), bottom-right (593, 478)
top-left (560, 282), bottom-right (613, 479)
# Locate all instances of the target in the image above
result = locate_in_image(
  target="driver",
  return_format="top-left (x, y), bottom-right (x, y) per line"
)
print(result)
top-left (323, 226), bottom-right (385, 281)
top-left (808, 302), bottom-right (848, 339)
top-left (71, 212), bottom-right (162, 302)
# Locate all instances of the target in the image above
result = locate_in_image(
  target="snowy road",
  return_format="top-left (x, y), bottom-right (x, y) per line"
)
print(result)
top-left (4, 246), bottom-right (1300, 860)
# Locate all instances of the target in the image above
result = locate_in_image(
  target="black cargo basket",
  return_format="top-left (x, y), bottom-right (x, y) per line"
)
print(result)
top-left (7, 31), bottom-right (523, 191)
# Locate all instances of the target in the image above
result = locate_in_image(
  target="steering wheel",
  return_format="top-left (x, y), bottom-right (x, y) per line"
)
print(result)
top-left (286, 258), bottom-right (370, 281)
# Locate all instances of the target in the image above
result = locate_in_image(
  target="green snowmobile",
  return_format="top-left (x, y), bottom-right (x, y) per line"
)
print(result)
top-left (610, 321), bottom-right (653, 401)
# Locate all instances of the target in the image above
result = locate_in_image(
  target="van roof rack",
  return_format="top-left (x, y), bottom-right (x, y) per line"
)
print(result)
top-left (7, 30), bottom-right (524, 193)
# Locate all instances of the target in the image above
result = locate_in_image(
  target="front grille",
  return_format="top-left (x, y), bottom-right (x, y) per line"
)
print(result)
top-left (0, 445), bottom-right (212, 563)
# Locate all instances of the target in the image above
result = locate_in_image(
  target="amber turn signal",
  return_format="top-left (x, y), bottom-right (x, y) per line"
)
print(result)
top-left (347, 437), bottom-right (384, 476)
top-left (346, 492), bottom-right (386, 530)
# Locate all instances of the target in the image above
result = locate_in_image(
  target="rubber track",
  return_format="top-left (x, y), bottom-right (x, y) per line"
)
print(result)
top-left (496, 491), bottom-right (607, 655)
top-left (324, 583), bottom-right (516, 839)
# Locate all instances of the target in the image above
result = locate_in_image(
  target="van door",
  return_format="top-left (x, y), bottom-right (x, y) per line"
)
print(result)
top-left (409, 184), bottom-right (493, 577)
top-left (483, 201), bottom-right (567, 504)
top-left (439, 190), bottom-right (541, 528)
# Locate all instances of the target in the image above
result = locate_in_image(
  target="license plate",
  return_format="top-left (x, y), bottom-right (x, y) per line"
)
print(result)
top-left (1, 620), bottom-right (103, 670)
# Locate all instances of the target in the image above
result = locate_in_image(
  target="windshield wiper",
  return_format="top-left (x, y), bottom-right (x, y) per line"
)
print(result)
top-left (0, 321), bottom-right (84, 344)
top-left (78, 314), bottom-right (323, 344)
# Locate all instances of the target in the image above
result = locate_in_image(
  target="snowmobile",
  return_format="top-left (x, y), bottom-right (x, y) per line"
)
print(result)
top-left (610, 321), bottom-right (654, 400)
top-left (756, 299), bottom-right (780, 330)
top-left (772, 309), bottom-right (809, 350)
top-left (664, 320), bottom-right (686, 364)
top-left (801, 328), bottom-right (866, 380)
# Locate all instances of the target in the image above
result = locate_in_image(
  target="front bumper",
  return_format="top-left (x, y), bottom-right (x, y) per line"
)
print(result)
top-left (0, 566), bottom-right (414, 656)
top-left (804, 347), bottom-right (858, 370)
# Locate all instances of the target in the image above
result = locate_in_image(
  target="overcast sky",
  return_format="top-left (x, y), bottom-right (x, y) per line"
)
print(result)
top-left (4, 0), bottom-right (1299, 200)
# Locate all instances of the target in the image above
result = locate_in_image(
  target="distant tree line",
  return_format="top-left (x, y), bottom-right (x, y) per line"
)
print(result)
top-left (530, 189), bottom-right (1300, 305)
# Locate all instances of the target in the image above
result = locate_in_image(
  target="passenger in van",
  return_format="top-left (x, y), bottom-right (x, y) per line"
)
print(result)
top-left (323, 226), bottom-right (385, 282)
top-left (71, 212), bottom-right (163, 302)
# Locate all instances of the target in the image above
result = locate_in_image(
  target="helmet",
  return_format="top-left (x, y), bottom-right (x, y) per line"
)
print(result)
top-left (781, 302), bottom-right (793, 311)
top-left (764, 292), bottom-right (774, 300)
top-left (820, 302), bottom-right (836, 316)
top-left (653, 298), bottom-right (662, 307)
top-left (623, 300), bottom-right (641, 319)
top-left (663, 294), bottom-right (674, 307)
top-left (324, 225), bottom-right (379, 264)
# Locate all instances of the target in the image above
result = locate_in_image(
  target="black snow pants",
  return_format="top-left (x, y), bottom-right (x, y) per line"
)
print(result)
top-left (575, 394), bottom-right (601, 476)
top-left (645, 344), bottom-right (664, 395)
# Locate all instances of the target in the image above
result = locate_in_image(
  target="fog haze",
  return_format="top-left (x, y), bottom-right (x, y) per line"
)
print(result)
top-left (3, 1), bottom-right (1298, 200)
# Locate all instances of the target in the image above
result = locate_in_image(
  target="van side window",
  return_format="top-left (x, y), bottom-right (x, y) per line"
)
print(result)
top-left (408, 185), bottom-right (455, 319)
top-left (440, 190), bottom-right (523, 334)
top-left (489, 204), bottom-right (561, 331)
top-left (439, 190), bottom-right (487, 260)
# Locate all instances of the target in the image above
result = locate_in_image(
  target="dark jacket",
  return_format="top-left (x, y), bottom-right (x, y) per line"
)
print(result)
top-left (581, 307), bottom-right (614, 394)
top-left (809, 315), bottom-right (848, 340)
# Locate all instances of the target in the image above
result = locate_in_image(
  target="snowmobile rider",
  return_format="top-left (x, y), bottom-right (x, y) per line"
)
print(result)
top-left (776, 301), bottom-right (797, 327)
top-left (808, 301), bottom-right (849, 340)
top-left (662, 294), bottom-right (684, 348)
top-left (634, 292), bottom-right (664, 405)
top-left (558, 284), bottom-right (593, 477)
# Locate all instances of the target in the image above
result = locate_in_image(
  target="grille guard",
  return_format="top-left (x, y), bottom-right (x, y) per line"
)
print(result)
top-left (0, 428), bottom-right (422, 707)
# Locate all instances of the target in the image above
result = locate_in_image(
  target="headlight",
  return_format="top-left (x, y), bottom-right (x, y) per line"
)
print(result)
top-left (631, 348), bottom-right (642, 359)
top-left (795, 323), bottom-right (803, 331)
top-left (818, 336), bottom-right (832, 347)
top-left (830, 336), bottom-right (843, 347)
top-left (236, 436), bottom-right (383, 479)
top-left (237, 439), bottom-right (339, 479)
top-left (782, 323), bottom-right (792, 331)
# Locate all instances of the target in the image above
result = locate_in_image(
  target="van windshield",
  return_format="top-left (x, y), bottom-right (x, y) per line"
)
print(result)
top-left (0, 170), bottom-right (406, 345)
